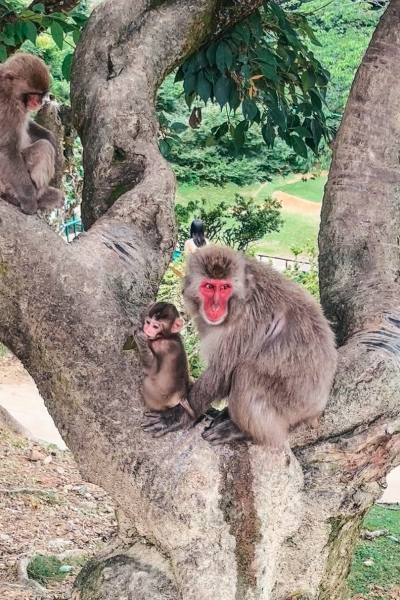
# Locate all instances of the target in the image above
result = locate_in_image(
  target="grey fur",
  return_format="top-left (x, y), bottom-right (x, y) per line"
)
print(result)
top-left (182, 246), bottom-right (338, 446)
top-left (134, 302), bottom-right (192, 416)
top-left (0, 54), bottom-right (64, 215)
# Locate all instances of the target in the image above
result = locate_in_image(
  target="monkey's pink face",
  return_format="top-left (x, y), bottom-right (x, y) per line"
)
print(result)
top-left (199, 279), bottom-right (233, 325)
top-left (24, 93), bottom-right (46, 112)
top-left (143, 317), bottom-right (162, 339)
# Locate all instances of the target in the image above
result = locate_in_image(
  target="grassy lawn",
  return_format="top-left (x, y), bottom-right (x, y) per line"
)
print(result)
top-left (177, 174), bottom-right (322, 258)
top-left (253, 211), bottom-right (319, 258)
top-left (275, 175), bottom-right (327, 203)
top-left (347, 504), bottom-right (400, 599)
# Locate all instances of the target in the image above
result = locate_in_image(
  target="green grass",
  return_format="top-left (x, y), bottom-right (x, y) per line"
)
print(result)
top-left (275, 175), bottom-right (327, 203)
top-left (347, 505), bottom-right (400, 599)
top-left (177, 175), bottom-right (321, 258)
top-left (253, 211), bottom-right (319, 258)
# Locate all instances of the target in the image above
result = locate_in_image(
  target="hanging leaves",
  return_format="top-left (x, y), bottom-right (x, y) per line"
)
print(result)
top-left (177, 3), bottom-right (332, 159)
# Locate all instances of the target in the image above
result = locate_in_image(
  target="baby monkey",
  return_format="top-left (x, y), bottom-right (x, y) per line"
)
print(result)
top-left (133, 302), bottom-right (195, 419)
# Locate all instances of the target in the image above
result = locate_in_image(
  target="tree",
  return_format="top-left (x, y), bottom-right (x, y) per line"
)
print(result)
top-left (0, 1), bottom-right (399, 600)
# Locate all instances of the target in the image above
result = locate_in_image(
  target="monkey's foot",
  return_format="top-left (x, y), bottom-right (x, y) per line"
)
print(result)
top-left (142, 404), bottom-right (194, 438)
top-left (202, 417), bottom-right (250, 445)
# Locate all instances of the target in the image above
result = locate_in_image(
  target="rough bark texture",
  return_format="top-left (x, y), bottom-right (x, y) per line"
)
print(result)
top-left (0, 0), bottom-right (400, 599)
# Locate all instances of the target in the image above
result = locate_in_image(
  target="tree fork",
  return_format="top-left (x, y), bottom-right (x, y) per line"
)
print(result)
top-left (0, 0), bottom-right (399, 598)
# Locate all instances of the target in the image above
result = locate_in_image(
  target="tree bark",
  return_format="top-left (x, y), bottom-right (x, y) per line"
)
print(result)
top-left (0, 0), bottom-right (399, 599)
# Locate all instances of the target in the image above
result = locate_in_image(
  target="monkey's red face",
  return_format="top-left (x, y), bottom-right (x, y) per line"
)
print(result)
top-left (199, 279), bottom-right (233, 324)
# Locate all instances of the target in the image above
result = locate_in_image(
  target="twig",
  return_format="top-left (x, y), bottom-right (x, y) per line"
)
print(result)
top-left (0, 487), bottom-right (55, 495)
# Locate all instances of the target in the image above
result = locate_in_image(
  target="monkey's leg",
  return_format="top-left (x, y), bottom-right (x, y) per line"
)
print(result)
top-left (22, 140), bottom-right (55, 191)
top-left (37, 187), bottom-right (64, 209)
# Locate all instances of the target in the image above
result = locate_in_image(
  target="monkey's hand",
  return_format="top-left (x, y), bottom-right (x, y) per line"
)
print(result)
top-left (142, 405), bottom-right (194, 437)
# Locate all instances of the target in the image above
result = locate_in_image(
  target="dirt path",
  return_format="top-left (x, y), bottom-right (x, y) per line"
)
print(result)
top-left (272, 190), bottom-right (321, 214)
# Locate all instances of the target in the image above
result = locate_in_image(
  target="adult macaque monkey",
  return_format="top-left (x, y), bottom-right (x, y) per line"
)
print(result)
top-left (0, 53), bottom-right (64, 215)
top-left (134, 302), bottom-right (195, 419)
top-left (143, 246), bottom-right (337, 446)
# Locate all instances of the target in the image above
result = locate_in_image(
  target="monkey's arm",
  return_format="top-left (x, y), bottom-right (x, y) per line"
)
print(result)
top-left (142, 366), bottom-right (231, 435)
top-left (133, 329), bottom-right (156, 370)
top-left (28, 121), bottom-right (56, 148)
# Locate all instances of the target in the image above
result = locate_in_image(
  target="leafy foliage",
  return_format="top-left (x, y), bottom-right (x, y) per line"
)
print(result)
top-left (175, 193), bottom-right (283, 252)
top-left (168, 3), bottom-right (335, 159)
top-left (284, 242), bottom-right (319, 298)
top-left (0, 0), bottom-right (88, 82)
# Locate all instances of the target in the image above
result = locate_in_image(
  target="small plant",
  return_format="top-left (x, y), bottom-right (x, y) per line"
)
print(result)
top-left (284, 242), bottom-right (319, 299)
top-left (27, 555), bottom-right (66, 585)
top-left (175, 193), bottom-right (283, 252)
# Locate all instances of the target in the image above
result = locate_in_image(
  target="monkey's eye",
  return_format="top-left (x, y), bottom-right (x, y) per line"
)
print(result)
top-left (220, 284), bottom-right (231, 290)
top-left (153, 324), bottom-right (160, 330)
top-left (205, 284), bottom-right (214, 290)
top-left (145, 318), bottom-right (151, 325)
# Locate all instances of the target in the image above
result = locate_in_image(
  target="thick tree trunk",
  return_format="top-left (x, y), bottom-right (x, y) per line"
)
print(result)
top-left (0, 0), bottom-right (400, 599)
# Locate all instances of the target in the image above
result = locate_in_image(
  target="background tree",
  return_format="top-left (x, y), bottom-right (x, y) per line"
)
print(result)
top-left (0, 2), bottom-right (400, 600)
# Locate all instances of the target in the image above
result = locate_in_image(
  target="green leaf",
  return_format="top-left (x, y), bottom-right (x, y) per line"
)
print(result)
top-left (22, 21), bottom-right (37, 44)
top-left (0, 44), bottom-right (7, 63)
top-left (51, 21), bottom-right (64, 50)
top-left (158, 112), bottom-right (169, 127)
top-left (170, 122), bottom-right (188, 134)
top-left (159, 139), bottom-right (170, 156)
top-left (1, 25), bottom-right (15, 46)
top-left (242, 97), bottom-right (258, 121)
top-left (261, 123), bottom-right (275, 148)
top-left (234, 22), bottom-right (250, 45)
top-left (310, 119), bottom-right (322, 147)
top-left (214, 75), bottom-right (231, 108)
top-left (259, 63), bottom-right (279, 81)
top-left (301, 69), bottom-right (316, 91)
top-left (216, 42), bottom-right (233, 73)
top-left (206, 42), bottom-right (217, 66)
top-left (196, 70), bottom-right (212, 104)
top-left (183, 73), bottom-right (196, 96)
top-left (256, 48), bottom-right (278, 66)
top-left (234, 120), bottom-right (248, 151)
top-left (291, 135), bottom-right (308, 159)
top-left (294, 126), bottom-right (312, 139)
top-left (62, 53), bottom-right (73, 82)
top-left (205, 135), bottom-right (216, 147)
top-left (268, 104), bottom-right (286, 131)
top-left (229, 86), bottom-right (240, 111)
top-left (32, 2), bottom-right (45, 12)
top-left (174, 65), bottom-right (184, 83)
top-left (72, 29), bottom-right (81, 45)
top-left (309, 89), bottom-right (322, 111)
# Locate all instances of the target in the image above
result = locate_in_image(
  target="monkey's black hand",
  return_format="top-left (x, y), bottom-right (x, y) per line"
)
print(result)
top-left (142, 405), bottom-right (194, 438)
top-left (202, 417), bottom-right (250, 445)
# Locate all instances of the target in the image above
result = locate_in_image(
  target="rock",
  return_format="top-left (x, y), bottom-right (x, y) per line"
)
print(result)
top-left (28, 448), bottom-right (45, 461)
top-left (59, 565), bottom-right (73, 573)
top-left (64, 484), bottom-right (73, 492)
top-left (363, 559), bottom-right (374, 566)
top-left (56, 466), bottom-right (65, 474)
top-left (75, 500), bottom-right (97, 510)
top-left (43, 455), bottom-right (52, 465)
top-left (0, 534), bottom-right (10, 541)
top-left (48, 539), bottom-right (72, 549)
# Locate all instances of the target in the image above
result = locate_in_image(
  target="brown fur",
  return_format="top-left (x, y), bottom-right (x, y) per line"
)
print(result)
top-left (181, 246), bottom-right (337, 446)
top-left (134, 302), bottom-right (192, 415)
top-left (0, 53), bottom-right (64, 214)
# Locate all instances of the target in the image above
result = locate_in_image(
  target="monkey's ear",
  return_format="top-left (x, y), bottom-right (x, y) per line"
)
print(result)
top-left (171, 317), bottom-right (184, 333)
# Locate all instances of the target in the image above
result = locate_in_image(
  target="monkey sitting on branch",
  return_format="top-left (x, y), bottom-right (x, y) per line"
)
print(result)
top-left (133, 302), bottom-right (195, 419)
top-left (143, 246), bottom-right (337, 447)
top-left (0, 53), bottom-right (64, 215)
